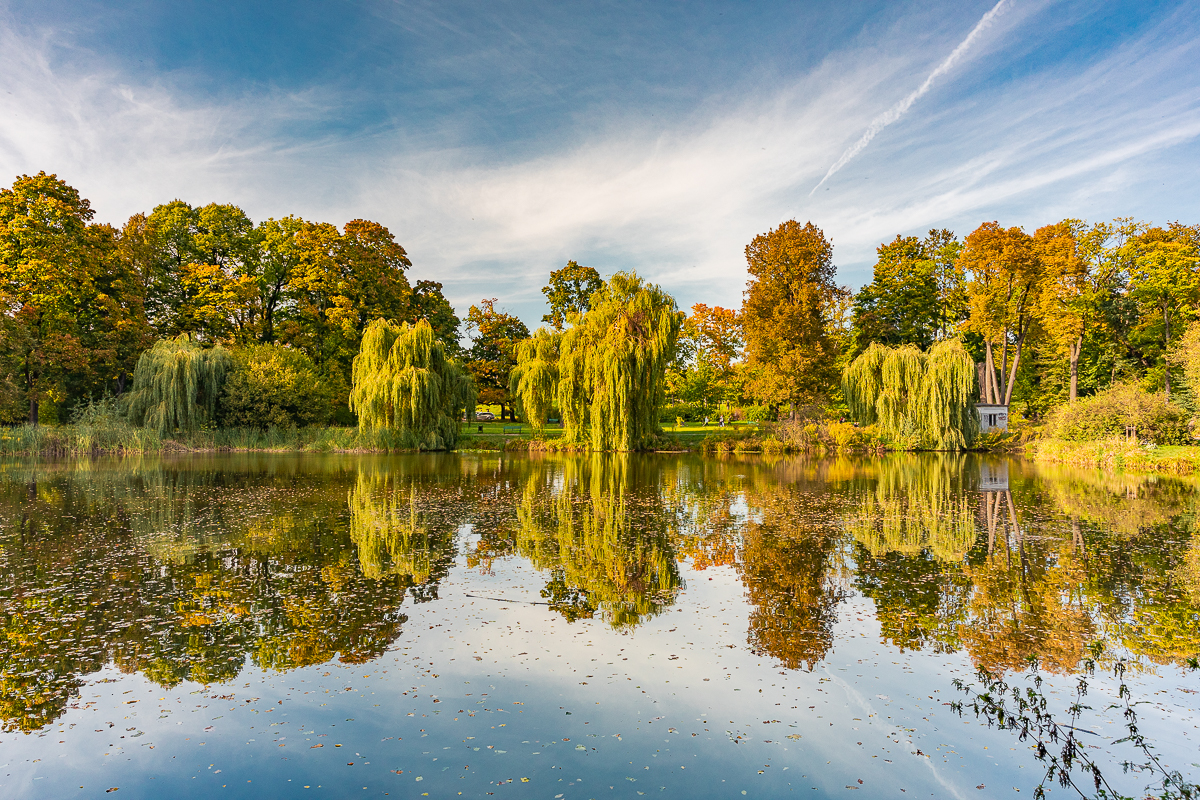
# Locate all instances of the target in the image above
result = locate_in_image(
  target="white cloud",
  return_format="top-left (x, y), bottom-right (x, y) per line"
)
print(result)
top-left (1, 2), bottom-right (1198, 325)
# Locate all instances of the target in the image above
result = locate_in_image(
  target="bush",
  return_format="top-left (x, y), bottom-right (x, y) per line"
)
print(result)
top-left (741, 404), bottom-right (775, 423)
top-left (658, 402), bottom-right (715, 424)
top-left (1045, 383), bottom-right (1191, 445)
top-left (219, 344), bottom-right (335, 428)
top-left (827, 421), bottom-right (886, 450)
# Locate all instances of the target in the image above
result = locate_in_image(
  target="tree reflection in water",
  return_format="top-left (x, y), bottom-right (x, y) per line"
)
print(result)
top-left (0, 456), bottom-right (448, 733)
top-left (505, 454), bottom-right (683, 628)
top-left (848, 456), bottom-right (1200, 674)
top-left (0, 452), bottom-right (1197, 735)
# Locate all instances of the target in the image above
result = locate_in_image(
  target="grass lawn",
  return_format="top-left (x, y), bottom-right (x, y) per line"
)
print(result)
top-left (459, 412), bottom-right (764, 449)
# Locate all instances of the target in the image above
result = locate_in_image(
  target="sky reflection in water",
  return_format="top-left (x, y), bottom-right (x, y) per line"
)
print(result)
top-left (0, 452), bottom-right (1196, 799)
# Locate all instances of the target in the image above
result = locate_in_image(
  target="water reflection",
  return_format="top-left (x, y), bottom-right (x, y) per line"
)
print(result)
top-left (501, 455), bottom-right (682, 628)
top-left (0, 451), bottom-right (1197, 735)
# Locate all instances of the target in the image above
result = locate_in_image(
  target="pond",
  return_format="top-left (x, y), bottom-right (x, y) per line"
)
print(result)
top-left (0, 452), bottom-right (1196, 799)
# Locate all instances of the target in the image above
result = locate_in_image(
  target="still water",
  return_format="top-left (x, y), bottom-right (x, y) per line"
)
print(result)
top-left (0, 453), bottom-right (1196, 799)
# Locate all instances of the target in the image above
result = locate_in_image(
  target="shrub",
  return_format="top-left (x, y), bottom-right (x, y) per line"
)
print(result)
top-left (658, 402), bottom-right (715, 424)
top-left (827, 421), bottom-right (888, 451)
top-left (741, 404), bottom-right (775, 423)
top-left (219, 344), bottom-right (335, 428)
top-left (1045, 383), bottom-right (1191, 444)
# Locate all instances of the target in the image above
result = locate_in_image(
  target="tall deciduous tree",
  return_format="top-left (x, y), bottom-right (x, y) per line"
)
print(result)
top-left (1034, 220), bottom-right (1092, 402)
top-left (961, 222), bottom-right (1041, 406)
top-left (0, 172), bottom-right (94, 424)
top-left (741, 220), bottom-right (845, 415)
top-left (541, 260), bottom-right (604, 330)
top-left (1125, 225), bottom-right (1200, 398)
top-left (252, 216), bottom-right (308, 344)
top-left (74, 222), bottom-right (154, 399)
top-left (667, 304), bottom-right (742, 407)
top-left (409, 280), bottom-right (462, 355)
top-left (465, 298), bottom-right (530, 420)
top-left (851, 230), bottom-right (964, 353)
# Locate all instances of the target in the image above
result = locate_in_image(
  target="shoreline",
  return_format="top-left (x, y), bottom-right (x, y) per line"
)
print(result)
top-left (1028, 437), bottom-right (1200, 476)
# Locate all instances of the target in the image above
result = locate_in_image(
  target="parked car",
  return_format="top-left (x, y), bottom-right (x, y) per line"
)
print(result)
top-left (474, 411), bottom-right (496, 421)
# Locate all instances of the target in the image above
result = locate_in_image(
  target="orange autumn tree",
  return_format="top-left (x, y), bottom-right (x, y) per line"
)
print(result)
top-left (961, 222), bottom-right (1042, 406)
top-left (741, 220), bottom-right (846, 417)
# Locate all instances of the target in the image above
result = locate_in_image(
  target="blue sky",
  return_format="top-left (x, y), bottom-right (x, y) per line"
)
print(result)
top-left (2, 0), bottom-right (1198, 327)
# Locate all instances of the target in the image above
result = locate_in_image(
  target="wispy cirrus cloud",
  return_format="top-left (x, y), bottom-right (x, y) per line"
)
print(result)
top-left (0, 1), bottom-right (1198, 325)
top-left (809, 0), bottom-right (1010, 195)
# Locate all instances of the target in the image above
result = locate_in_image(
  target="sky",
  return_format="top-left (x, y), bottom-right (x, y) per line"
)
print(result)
top-left (2, 0), bottom-right (1198, 327)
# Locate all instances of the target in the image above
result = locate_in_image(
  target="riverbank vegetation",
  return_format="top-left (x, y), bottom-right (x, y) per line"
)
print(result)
top-left (3, 171), bottom-right (1199, 454)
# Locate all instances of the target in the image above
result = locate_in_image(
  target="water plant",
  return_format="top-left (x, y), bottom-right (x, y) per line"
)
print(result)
top-left (952, 657), bottom-right (1200, 799)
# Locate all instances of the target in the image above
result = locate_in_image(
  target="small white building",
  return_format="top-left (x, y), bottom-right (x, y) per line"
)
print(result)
top-left (976, 403), bottom-right (1009, 433)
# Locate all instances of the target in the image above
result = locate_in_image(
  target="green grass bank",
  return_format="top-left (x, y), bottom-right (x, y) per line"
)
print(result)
top-left (1028, 437), bottom-right (1200, 475)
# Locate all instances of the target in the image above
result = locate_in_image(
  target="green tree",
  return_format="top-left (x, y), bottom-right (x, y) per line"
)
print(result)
top-left (465, 298), bottom-right (530, 420)
top-left (219, 344), bottom-right (334, 427)
top-left (541, 260), bottom-right (604, 330)
top-left (554, 272), bottom-right (682, 451)
top-left (123, 334), bottom-right (232, 435)
top-left (851, 230), bottom-right (964, 353)
top-left (741, 220), bottom-right (846, 416)
top-left (68, 222), bottom-right (155, 401)
top-left (509, 328), bottom-right (560, 432)
top-left (280, 219), bottom-right (417, 417)
top-left (842, 339), bottom-right (979, 449)
top-left (0, 172), bottom-right (96, 424)
top-left (410, 279), bottom-right (462, 355)
top-left (1124, 225), bottom-right (1200, 398)
top-left (251, 215), bottom-right (307, 344)
top-left (349, 318), bottom-right (475, 450)
top-left (327, 219), bottom-right (413, 341)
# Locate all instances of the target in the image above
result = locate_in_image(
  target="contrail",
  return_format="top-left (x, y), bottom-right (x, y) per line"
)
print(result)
top-left (809, 0), bottom-right (1010, 195)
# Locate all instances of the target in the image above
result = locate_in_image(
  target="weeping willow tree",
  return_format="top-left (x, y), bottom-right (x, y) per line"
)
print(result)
top-left (843, 339), bottom-right (979, 449)
top-left (123, 334), bottom-right (232, 436)
top-left (508, 328), bottom-right (560, 433)
top-left (349, 318), bottom-right (476, 450)
top-left (513, 272), bottom-right (681, 451)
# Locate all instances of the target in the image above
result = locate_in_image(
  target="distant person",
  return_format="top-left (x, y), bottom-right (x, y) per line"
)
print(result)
top-left (703, 416), bottom-right (709, 427)
top-left (719, 415), bottom-right (725, 427)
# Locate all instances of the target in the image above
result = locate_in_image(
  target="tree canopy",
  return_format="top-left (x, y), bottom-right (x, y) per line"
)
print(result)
top-left (843, 339), bottom-right (979, 449)
top-left (541, 260), bottom-right (604, 330)
top-left (349, 318), bottom-right (476, 450)
top-left (123, 334), bottom-right (232, 436)
top-left (465, 298), bottom-right (530, 420)
top-left (513, 272), bottom-right (682, 450)
top-left (741, 220), bottom-right (846, 414)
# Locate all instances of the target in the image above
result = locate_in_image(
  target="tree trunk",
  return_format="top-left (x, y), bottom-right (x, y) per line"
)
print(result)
top-left (984, 340), bottom-right (1003, 402)
top-left (1002, 323), bottom-right (1031, 407)
top-left (999, 334), bottom-right (1010, 404)
top-left (24, 355), bottom-right (38, 426)
top-left (1068, 336), bottom-right (1081, 402)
